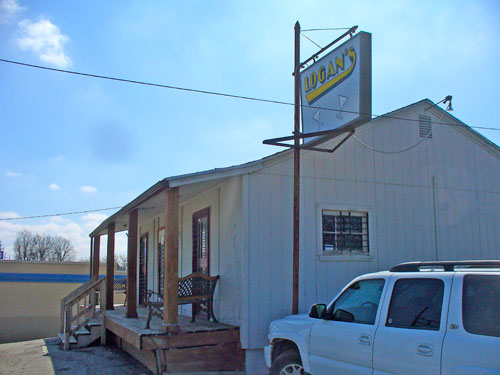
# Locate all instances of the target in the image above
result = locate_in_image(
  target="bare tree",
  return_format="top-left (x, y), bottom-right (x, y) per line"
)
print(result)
top-left (13, 230), bottom-right (75, 262)
top-left (14, 229), bottom-right (34, 261)
top-left (116, 254), bottom-right (128, 271)
top-left (49, 237), bottom-right (75, 262)
top-left (102, 254), bottom-right (127, 270)
top-left (33, 233), bottom-right (52, 261)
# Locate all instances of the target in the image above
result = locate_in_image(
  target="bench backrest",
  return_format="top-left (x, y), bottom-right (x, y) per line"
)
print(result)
top-left (114, 278), bottom-right (127, 291)
top-left (178, 272), bottom-right (219, 301)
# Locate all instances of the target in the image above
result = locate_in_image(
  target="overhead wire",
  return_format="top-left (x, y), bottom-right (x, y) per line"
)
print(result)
top-left (351, 110), bottom-right (446, 154)
top-left (0, 58), bottom-right (499, 132)
top-left (0, 206), bottom-right (123, 221)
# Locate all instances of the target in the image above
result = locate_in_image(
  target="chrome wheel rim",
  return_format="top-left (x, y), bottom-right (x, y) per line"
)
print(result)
top-left (280, 363), bottom-right (303, 375)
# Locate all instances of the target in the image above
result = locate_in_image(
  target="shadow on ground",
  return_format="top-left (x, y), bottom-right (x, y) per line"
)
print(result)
top-left (0, 337), bottom-right (151, 375)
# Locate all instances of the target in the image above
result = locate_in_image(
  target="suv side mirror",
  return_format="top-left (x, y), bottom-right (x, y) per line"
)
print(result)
top-left (309, 303), bottom-right (327, 319)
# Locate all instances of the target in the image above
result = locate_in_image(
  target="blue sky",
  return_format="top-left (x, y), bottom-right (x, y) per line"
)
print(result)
top-left (1, 0), bottom-right (499, 259)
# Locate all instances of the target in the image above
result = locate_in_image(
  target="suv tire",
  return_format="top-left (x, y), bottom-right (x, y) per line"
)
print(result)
top-left (270, 350), bottom-right (303, 375)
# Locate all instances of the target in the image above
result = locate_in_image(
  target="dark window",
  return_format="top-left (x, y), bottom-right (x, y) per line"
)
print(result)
top-left (386, 278), bottom-right (444, 330)
top-left (192, 208), bottom-right (210, 275)
top-left (139, 233), bottom-right (148, 305)
top-left (463, 275), bottom-right (500, 338)
top-left (330, 279), bottom-right (385, 325)
top-left (322, 210), bottom-right (369, 255)
top-left (158, 228), bottom-right (165, 294)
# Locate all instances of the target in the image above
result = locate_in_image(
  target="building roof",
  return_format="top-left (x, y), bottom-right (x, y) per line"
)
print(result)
top-left (90, 98), bottom-right (500, 237)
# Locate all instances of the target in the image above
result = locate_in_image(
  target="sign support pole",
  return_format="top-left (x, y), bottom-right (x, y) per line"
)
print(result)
top-left (292, 21), bottom-right (300, 315)
top-left (265, 23), bottom-right (361, 315)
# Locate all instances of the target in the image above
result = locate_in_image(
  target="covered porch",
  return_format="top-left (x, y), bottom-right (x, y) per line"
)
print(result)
top-left (87, 173), bottom-right (246, 373)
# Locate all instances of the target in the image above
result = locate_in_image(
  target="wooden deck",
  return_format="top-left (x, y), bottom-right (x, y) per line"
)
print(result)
top-left (104, 306), bottom-right (244, 374)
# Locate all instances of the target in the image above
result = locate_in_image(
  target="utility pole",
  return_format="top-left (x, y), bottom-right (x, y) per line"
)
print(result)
top-left (292, 21), bottom-right (300, 315)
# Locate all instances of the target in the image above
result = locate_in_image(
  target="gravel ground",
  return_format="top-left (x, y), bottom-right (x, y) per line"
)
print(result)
top-left (0, 338), bottom-right (151, 375)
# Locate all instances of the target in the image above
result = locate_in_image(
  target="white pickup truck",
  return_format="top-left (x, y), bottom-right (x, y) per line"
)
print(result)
top-left (264, 261), bottom-right (500, 375)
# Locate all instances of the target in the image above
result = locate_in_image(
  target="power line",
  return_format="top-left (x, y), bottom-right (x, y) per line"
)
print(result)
top-left (0, 58), bottom-right (499, 132)
top-left (0, 206), bottom-right (123, 221)
top-left (0, 58), bottom-right (292, 107)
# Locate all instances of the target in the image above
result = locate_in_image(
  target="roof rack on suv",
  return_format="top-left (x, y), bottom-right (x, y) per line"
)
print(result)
top-left (390, 260), bottom-right (500, 272)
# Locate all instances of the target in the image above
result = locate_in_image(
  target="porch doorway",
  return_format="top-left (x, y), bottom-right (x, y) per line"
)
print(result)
top-left (192, 207), bottom-right (210, 275)
top-left (139, 233), bottom-right (148, 305)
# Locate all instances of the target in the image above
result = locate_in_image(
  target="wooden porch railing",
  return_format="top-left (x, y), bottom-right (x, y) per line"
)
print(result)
top-left (60, 275), bottom-right (107, 350)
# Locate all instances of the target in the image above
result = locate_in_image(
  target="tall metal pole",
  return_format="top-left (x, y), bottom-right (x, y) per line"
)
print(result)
top-left (292, 21), bottom-right (300, 315)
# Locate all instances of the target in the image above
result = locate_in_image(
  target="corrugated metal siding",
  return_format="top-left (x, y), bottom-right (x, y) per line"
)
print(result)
top-left (243, 102), bottom-right (500, 349)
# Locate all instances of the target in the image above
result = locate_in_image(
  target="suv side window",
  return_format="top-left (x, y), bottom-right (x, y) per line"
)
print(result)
top-left (463, 275), bottom-right (500, 338)
top-left (330, 279), bottom-right (385, 325)
top-left (386, 278), bottom-right (444, 331)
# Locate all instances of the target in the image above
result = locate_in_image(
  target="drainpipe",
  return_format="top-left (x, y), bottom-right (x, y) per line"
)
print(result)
top-left (431, 176), bottom-right (439, 261)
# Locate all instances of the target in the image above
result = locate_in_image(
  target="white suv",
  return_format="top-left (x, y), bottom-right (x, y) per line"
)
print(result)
top-left (264, 261), bottom-right (500, 375)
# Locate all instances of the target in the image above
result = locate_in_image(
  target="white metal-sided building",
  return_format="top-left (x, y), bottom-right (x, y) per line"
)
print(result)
top-left (87, 98), bottom-right (500, 373)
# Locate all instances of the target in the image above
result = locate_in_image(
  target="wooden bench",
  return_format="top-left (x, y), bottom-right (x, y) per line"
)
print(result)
top-left (145, 273), bottom-right (219, 329)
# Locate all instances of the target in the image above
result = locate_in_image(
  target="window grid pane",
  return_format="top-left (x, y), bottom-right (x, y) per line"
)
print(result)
top-left (322, 210), bottom-right (369, 255)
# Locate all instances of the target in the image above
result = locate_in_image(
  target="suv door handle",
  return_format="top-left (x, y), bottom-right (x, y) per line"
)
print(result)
top-left (359, 335), bottom-right (372, 346)
top-left (416, 344), bottom-right (434, 356)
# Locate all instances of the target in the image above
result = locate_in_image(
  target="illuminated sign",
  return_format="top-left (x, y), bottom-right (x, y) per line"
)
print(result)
top-left (301, 31), bottom-right (371, 136)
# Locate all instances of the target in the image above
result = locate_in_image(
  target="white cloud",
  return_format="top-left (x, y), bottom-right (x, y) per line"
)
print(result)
top-left (81, 213), bottom-right (108, 232)
top-left (0, 0), bottom-right (24, 24)
top-left (49, 183), bottom-right (60, 190)
top-left (5, 170), bottom-right (21, 177)
top-left (82, 213), bottom-right (108, 222)
top-left (80, 185), bottom-right (97, 193)
top-left (16, 18), bottom-right (72, 68)
top-left (0, 211), bottom-right (20, 219)
top-left (0, 211), bottom-right (127, 261)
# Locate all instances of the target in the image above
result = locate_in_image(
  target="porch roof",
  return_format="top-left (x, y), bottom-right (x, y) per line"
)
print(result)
top-left (89, 157), bottom-right (266, 237)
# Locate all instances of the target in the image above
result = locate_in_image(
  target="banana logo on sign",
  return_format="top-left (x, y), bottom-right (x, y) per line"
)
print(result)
top-left (303, 46), bottom-right (356, 104)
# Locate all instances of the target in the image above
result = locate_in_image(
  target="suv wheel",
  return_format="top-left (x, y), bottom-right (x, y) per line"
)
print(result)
top-left (271, 350), bottom-right (303, 375)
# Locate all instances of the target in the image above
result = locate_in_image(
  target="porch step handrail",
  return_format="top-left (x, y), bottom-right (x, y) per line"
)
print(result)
top-left (63, 276), bottom-right (104, 306)
top-left (60, 275), bottom-right (107, 350)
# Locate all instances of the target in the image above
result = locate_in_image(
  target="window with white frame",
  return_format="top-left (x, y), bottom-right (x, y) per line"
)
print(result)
top-left (322, 210), bottom-right (369, 255)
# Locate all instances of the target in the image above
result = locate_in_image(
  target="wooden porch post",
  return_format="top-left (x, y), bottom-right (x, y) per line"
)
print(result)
top-left (106, 222), bottom-right (115, 310)
top-left (89, 237), bottom-right (94, 277)
top-left (92, 235), bottom-right (101, 278)
top-left (127, 209), bottom-right (138, 318)
top-left (163, 187), bottom-right (179, 332)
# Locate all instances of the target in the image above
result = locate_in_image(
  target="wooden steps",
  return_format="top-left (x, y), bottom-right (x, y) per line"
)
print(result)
top-left (59, 276), bottom-right (107, 350)
top-left (59, 320), bottom-right (103, 349)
